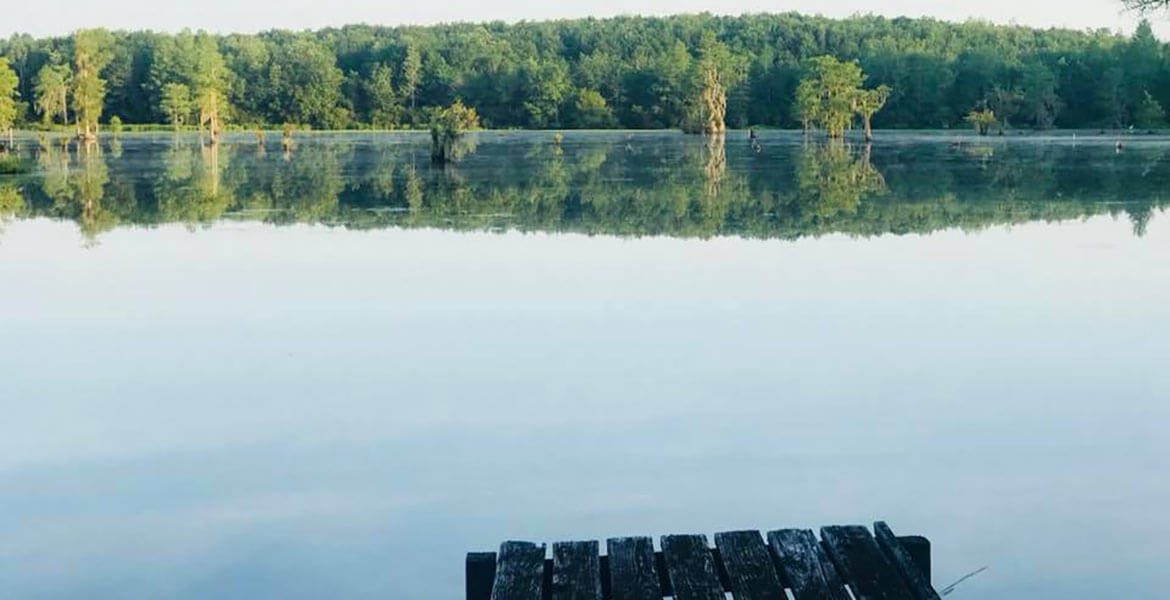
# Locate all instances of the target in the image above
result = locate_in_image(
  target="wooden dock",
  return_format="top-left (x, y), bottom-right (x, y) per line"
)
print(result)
top-left (467, 521), bottom-right (938, 600)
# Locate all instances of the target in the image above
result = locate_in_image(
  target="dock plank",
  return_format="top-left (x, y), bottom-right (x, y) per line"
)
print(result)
top-left (467, 552), bottom-right (498, 600)
top-left (767, 529), bottom-right (850, 600)
top-left (714, 530), bottom-right (785, 600)
top-left (873, 523), bottom-right (939, 600)
top-left (491, 541), bottom-right (546, 600)
top-left (606, 537), bottom-right (662, 600)
top-left (820, 526), bottom-right (912, 600)
top-left (660, 535), bottom-right (724, 600)
top-left (552, 541), bottom-right (602, 600)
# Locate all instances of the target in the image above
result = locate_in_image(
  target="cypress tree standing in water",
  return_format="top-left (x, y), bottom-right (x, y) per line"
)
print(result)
top-left (191, 33), bottom-right (227, 144)
top-left (71, 29), bottom-right (113, 142)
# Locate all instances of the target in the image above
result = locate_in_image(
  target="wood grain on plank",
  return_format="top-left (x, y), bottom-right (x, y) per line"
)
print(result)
top-left (660, 534), bottom-right (724, 600)
top-left (820, 526), bottom-right (913, 600)
top-left (767, 529), bottom-right (850, 600)
top-left (873, 522), bottom-right (940, 600)
top-left (713, 530), bottom-right (786, 600)
top-left (491, 541), bottom-right (546, 600)
top-left (606, 537), bottom-right (662, 600)
top-left (552, 541), bottom-right (602, 600)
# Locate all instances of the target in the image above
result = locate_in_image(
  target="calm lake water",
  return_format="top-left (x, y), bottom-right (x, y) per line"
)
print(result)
top-left (1, 131), bottom-right (1168, 598)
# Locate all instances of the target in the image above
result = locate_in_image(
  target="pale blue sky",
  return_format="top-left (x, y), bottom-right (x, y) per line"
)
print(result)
top-left (3, 0), bottom-right (1169, 38)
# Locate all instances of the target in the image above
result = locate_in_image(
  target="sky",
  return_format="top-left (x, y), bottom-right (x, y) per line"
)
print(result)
top-left (3, 0), bottom-right (1170, 39)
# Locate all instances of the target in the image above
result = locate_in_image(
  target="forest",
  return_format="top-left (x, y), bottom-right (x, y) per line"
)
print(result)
top-left (2, 12), bottom-right (1170, 132)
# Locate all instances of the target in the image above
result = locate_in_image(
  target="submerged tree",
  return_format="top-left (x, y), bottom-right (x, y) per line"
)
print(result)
top-left (34, 64), bottom-right (71, 126)
top-left (854, 85), bottom-right (891, 142)
top-left (191, 33), bottom-right (227, 144)
top-left (966, 108), bottom-right (998, 135)
top-left (794, 56), bottom-right (888, 139)
top-left (793, 79), bottom-right (819, 134)
top-left (0, 58), bottom-right (18, 147)
top-left (72, 29), bottom-right (115, 141)
top-left (687, 32), bottom-right (744, 134)
top-left (429, 100), bottom-right (479, 164)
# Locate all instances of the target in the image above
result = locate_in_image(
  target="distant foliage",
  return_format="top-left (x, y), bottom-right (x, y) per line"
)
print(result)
top-left (0, 57), bottom-right (18, 141)
top-left (160, 83), bottom-right (191, 129)
top-left (1, 15), bottom-right (1170, 130)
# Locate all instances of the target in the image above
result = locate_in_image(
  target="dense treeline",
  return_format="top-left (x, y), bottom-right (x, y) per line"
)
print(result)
top-left (0, 133), bottom-right (1163, 242)
top-left (2, 13), bottom-right (1170, 131)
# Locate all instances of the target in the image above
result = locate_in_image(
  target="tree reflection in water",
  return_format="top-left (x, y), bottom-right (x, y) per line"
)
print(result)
top-left (1, 132), bottom-right (1165, 243)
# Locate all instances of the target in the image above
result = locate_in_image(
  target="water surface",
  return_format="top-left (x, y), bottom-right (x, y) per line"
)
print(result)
top-left (1, 132), bottom-right (1167, 598)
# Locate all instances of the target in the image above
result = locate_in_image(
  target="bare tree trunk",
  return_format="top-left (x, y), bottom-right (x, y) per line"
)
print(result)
top-left (864, 116), bottom-right (873, 142)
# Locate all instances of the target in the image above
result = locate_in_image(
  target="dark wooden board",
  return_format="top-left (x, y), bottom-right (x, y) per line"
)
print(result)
top-left (896, 536), bottom-right (931, 583)
top-left (552, 541), bottom-right (602, 600)
top-left (820, 526), bottom-right (913, 600)
top-left (490, 541), bottom-right (546, 600)
top-left (605, 537), bottom-right (662, 600)
top-left (713, 530), bottom-right (785, 600)
top-left (660, 535), bottom-right (724, 600)
top-left (873, 523), bottom-right (940, 600)
top-left (468, 552), bottom-right (498, 600)
top-left (767, 529), bottom-right (850, 600)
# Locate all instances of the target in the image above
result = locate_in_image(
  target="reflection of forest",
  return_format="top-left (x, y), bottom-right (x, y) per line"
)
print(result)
top-left (1, 135), bottom-right (1165, 242)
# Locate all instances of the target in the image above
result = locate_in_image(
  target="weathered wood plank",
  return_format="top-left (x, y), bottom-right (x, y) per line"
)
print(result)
top-left (467, 552), bottom-right (498, 600)
top-left (605, 537), bottom-right (662, 600)
top-left (766, 529), bottom-right (850, 600)
top-left (713, 530), bottom-right (785, 600)
top-left (820, 526), bottom-right (912, 600)
top-left (552, 541), bottom-right (602, 600)
top-left (896, 536), bottom-right (931, 583)
top-left (873, 523), bottom-right (940, 600)
top-left (660, 535), bottom-right (724, 600)
top-left (491, 541), bottom-right (546, 600)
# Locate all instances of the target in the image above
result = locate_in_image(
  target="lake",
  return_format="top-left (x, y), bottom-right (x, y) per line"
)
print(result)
top-left (1, 131), bottom-right (1167, 599)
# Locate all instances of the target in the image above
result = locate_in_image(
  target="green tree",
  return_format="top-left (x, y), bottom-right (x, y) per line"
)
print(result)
top-left (366, 63), bottom-right (401, 128)
top-left (0, 58), bottom-right (19, 146)
top-left (191, 33), bottom-right (227, 143)
top-left (966, 108), bottom-right (998, 135)
top-left (566, 89), bottom-right (616, 128)
top-left (689, 32), bottom-right (744, 134)
top-left (400, 44), bottom-right (421, 112)
top-left (517, 59), bottom-right (571, 128)
top-left (854, 85), bottom-right (891, 142)
top-left (34, 64), bottom-right (71, 126)
top-left (269, 39), bottom-right (347, 128)
top-left (1018, 61), bottom-right (1061, 129)
top-left (1134, 91), bottom-right (1164, 127)
top-left (430, 100), bottom-right (478, 163)
top-left (160, 83), bottom-right (192, 129)
top-left (793, 79), bottom-right (819, 133)
top-left (795, 56), bottom-right (865, 139)
top-left (72, 29), bottom-right (115, 141)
